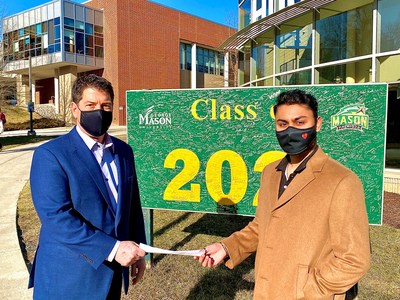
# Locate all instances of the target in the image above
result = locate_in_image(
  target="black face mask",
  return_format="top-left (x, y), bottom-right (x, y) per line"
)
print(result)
top-left (78, 108), bottom-right (113, 137)
top-left (275, 126), bottom-right (317, 155)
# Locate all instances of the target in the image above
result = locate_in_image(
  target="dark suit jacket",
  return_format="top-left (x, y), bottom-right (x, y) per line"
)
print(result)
top-left (28, 127), bottom-right (146, 299)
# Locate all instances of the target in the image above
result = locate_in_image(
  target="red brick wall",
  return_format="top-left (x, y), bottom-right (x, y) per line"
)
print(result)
top-left (87, 0), bottom-right (235, 124)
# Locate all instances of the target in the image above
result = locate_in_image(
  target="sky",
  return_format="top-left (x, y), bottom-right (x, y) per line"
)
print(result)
top-left (1, 0), bottom-right (238, 27)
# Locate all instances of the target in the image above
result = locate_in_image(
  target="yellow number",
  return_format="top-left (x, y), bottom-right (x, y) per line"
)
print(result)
top-left (205, 150), bottom-right (248, 205)
top-left (163, 149), bottom-right (200, 202)
top-left (252, 151), bottom-right (286, 206)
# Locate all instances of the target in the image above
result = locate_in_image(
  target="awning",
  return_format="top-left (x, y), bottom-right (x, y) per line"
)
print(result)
top-left (220, 0), bottom-right (336, 50)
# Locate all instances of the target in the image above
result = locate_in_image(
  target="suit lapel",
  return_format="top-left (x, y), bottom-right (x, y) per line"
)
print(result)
top-left (114, 150), bottom-right (124, 227)
top-left (69, 128), bottom-right (116, 217)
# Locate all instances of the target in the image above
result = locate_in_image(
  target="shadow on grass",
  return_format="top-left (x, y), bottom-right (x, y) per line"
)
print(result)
top-left (153, 211), bottom-right (255, 299)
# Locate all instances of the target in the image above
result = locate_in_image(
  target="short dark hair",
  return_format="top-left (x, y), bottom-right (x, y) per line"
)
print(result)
top-left (273, 89), bottom-right (318, 119)
top-left (72, 74), bottom-right (114, 104)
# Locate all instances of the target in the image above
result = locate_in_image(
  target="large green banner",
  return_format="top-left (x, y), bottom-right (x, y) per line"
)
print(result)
top-left (127, 84), bottom-right (387, 225)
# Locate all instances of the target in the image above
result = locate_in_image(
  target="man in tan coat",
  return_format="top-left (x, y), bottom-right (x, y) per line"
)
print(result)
top-left (196, 89), bottom-right (371, 300)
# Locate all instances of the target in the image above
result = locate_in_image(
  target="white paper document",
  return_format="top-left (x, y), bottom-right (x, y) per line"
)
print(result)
top-left (139, 243), bottom-right (204, 256)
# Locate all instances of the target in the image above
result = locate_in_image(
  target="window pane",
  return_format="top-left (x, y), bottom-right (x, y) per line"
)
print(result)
top-left (76, 32), bottom-right (84, 54)
top-left (76, 21), bottom-right (85, 32)
top-left (95, 46), bottom-right (103, 57)
top-left (85, 23), bottom-right (94, 34)
top-left (85, 34), bottom-right (94, 48)
top-left (276, 70), bottom-right (311, 85)
top-left (239, 0), bottom-right (251, 30)
top-left (276, 21), bottom-right (312, 73)
top-left (316, 59), bottom-right (372, 84)
top-left (64, 17), bottom-right (74, 30)
top-left (317, 3), bottom-right (373, 63)
top-left (378, 0), bottom-right (400, 52)
top-left (36, 23), bottom-right (42, 34)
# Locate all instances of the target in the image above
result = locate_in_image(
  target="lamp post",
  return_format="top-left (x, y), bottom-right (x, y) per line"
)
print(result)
top-left (27, 54), bottom-right (36, 136)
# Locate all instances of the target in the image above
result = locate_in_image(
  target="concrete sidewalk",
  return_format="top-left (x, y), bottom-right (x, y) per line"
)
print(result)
top-left (0, 126), bottom-right (126, 299)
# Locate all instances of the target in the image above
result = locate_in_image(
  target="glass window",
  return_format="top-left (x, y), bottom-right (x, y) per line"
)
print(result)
top-left (54, 25), bottom-right (60, 41)
top-left (197, 48), bottom-right (204, 72)
top-left (18, 29), bottom-right (24, 37)
top-left (85, 23), bottom-right (94, 34)
top-left (75, 32), bottom-right (84, 54)
top-left (378, 0), bottom-right (400, 53)
top-left (185, 45), bottom-right (191, 70)
top-left (64, 17), bottom-right (74, 30)
top-left (95, 46), bottom-right (104, 58)
top-left (42, 21), bottom-right (48, 33)
top-left (85, 34), bottom-right (94, 48)
top-left (85, 47), bottom-right (94, 56)
top-left (94, 36), bottom-right (103, 46)
top-left (36, 23), bottom-right (42, 35)
top-left (94, 25), bottom-right (103, 35)
top-left (276, 14), bottom-right (313, 74)
top-left (48, 19), bottom-right (54, 45)
top-left (238, 43), bottom-right (251, 85)
top-left (276, 70), bottom-right (311, 85)
top-left (257, 0), bottom-right (262, 10)
top-left (316, 59), bottom-right (372, 84)
top-left (54, 17), bottom-right (60, 26)
top-left (180, 43), bottom-right (185, 69)
top-left (239, 0), bottom-right (251, 30)
top-left (64, 29), bottom-right (74, 53)
top-left (54, 43), bottom-right (61, 52)
top-left (378, 54), bottom-right (400, 82)
top-left (76, 21), bottom-right (85, 33)
top-left (252, 30), bottom-right (274, 80)
top-left (317, 3), bottom-right (373, 63)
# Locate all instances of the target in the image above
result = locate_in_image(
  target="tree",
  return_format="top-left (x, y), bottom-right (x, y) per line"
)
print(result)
top-left (0, 5), bottom-right (18, 104)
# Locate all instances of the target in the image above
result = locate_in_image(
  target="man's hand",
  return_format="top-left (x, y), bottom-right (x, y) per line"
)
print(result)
top-left (114, 241), bottom-right (145, 267)
top-left (194, 243), bottom-right (227, 268)
top-left (131, 258), bottom-right (146, 285)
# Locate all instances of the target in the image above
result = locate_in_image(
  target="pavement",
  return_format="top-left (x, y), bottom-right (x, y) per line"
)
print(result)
top-left (0, 126), bottom-right (126, 299)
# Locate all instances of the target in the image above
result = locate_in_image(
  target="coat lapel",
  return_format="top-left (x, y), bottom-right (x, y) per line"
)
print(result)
top-left (272, 148), bottom-right (327, 211)
top-left (69, 128), bottom-right (116, 217)
top-left (273, 168), bottom-right (315, 211)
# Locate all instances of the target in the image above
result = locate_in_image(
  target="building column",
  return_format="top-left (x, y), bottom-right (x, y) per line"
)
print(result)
top-left (59, 66), bottom-right (78, 123)
top-left (224, 52), bottom-right (229, 87)
top-left (191, 43), bottom-right (197, 89)
top-left (16, 74), bottom-right (30, 105)
top-left (54, 69), bottom-right (60, 113)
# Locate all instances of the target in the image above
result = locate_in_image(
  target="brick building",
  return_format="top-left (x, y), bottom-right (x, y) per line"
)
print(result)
top-left (1, 0), bottom-right (235, 124)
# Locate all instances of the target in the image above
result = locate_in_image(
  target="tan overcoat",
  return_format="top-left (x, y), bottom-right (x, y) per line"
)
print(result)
top-left (222, 148), bottom-right (370, 300)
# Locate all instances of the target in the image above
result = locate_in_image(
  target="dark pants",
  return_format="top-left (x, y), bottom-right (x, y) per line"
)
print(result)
top-left (106, 269), bottom-right (122, 300)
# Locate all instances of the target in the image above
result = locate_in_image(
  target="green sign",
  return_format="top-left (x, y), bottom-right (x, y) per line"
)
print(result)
top-left (127, 84), bottom-right (387, 225)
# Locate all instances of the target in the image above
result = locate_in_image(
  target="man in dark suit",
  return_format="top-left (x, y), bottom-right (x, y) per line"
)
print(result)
top-left (29, 74), bottom-right (146, 299)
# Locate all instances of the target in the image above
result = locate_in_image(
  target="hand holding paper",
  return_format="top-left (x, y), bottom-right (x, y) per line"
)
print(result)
top-left (139, 243), bottom-right (205, 256)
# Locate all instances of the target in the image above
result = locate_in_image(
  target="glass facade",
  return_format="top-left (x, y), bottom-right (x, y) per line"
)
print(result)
top-left (2, 0), bottom-right (103, 70)
top-left (180, 43), bottom-right (224, 76)
top-left (231, 0), bottom-right (400, 167)
top-left (239, 0), bottom-right (251, 30)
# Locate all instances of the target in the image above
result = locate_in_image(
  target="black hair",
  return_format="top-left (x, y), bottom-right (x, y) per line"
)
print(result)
top-left (273, 89), bottom-right (318, 119)
top-left (72, 74), bottom-right (114, 104)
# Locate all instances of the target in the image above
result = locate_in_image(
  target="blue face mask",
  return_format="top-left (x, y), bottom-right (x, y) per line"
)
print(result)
top-left (79, 108), bottom-right (113, 137)
top-left (275, 126), bottom-right (317, 155)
